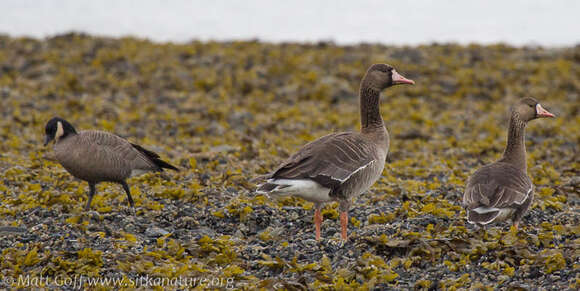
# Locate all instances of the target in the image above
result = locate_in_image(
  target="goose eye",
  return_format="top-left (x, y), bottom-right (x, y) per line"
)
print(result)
top-left (529, 104), bottom-right (534, 108)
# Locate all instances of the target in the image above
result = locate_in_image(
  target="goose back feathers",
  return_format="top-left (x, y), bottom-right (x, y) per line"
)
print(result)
top-left (54, 130), bottom-right (177, 183)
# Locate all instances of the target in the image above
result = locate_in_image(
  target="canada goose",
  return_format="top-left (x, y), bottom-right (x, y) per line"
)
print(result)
top-left (257, 64), bottom-right (415, 240)
top-left (463, 97), bottom-right (555, 228)
top-left (44, 117), bottom-right (179, 211)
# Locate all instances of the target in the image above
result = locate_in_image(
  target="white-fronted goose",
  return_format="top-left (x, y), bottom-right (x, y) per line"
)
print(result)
top-left (257, 64), bottom-right (415, 240)
top-left (463, 97), bottom-right (555, 228)
top-left (44, 117), bottom-right (179, 211)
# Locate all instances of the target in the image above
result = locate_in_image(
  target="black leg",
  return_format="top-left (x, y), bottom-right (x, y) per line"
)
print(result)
top-left (85, 183), bottom-right (96, 210)
top-left (121, 181), bottom-right (135, 209)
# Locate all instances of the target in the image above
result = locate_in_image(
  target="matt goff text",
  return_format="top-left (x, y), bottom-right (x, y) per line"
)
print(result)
top-left (2, 274), bottom-right (236, 289)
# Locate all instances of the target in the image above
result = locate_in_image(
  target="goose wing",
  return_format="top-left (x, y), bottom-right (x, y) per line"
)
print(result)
top-left (268, 132), bottom-right (379, 191)
top-left (463, 162), bottom-right (533, 224)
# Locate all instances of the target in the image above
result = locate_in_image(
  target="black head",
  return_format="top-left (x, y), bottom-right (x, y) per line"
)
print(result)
top-left (44, 117), bottom-right (77, 146)
top-left (364, 63), bottom-right (415, 90)
top-left (512, 97), bottom-right (555, 122)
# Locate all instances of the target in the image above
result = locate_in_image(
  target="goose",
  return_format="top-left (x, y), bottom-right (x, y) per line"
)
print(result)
top-left (463, 97), bottom-right (555, 228)
top-left (43, 117), bottom-right (179, 211)
top-left (257, 64), bottom-right (415, 240)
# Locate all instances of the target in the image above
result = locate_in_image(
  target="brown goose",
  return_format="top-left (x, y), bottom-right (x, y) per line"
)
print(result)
top-left (43, 117), bottom-right (178, 211)
top-left (257, 64), bottom-right (415, 240)
top-left (463, 97), bottom-right (555, 228)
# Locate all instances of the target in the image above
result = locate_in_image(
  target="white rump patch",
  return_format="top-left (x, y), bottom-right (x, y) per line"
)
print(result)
top-left (257, 179), bottom-right (332, 203)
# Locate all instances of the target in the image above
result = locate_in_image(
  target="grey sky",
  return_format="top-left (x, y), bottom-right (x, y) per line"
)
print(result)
top-left (1, 0), bottom-right (578, 46)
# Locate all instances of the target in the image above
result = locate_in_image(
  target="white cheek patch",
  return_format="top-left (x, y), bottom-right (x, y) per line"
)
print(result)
top-left (55, 121), bottom-right (64, 141)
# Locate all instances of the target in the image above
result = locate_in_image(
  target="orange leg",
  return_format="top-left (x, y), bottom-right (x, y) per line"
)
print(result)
top-left (513, 222), bottom-right (519, 230)
top-left (314, 208), bottom-right (322, 240)
top-left (340, 211), bottom-right (348, 241)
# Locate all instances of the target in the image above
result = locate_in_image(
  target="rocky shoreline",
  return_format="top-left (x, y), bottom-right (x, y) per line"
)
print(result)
top-left (0, 34), bottom-right (578, 290)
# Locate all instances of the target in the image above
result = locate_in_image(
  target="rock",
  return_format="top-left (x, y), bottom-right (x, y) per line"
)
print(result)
top-left (564, 176), bottom-right (580, 187)
top-left (0, 226), bottom-right (27, 234)
top-left (318, 76), bottom-right (354, 103)
top-left (145, 226), bottom-right (170, 237)
top-left (207, 122), bottom-right (225, 135)
top-left (228, 111), bottom-right (254, 131)
top-left (190, 226), bottom-right (217, 239)
top-left (209, 144), bottom-right (237, 153)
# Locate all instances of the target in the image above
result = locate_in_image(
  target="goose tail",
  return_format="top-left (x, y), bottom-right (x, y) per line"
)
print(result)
top-left (131, 143), bottom-right (179, 171)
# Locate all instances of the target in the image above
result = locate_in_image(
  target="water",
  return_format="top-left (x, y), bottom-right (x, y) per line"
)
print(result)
top-left (1, 0), bottom-right (578, 46)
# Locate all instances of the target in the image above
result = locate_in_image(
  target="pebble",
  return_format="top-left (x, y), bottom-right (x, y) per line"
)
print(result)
top-left (145, 226), bottom-right (170, 237)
